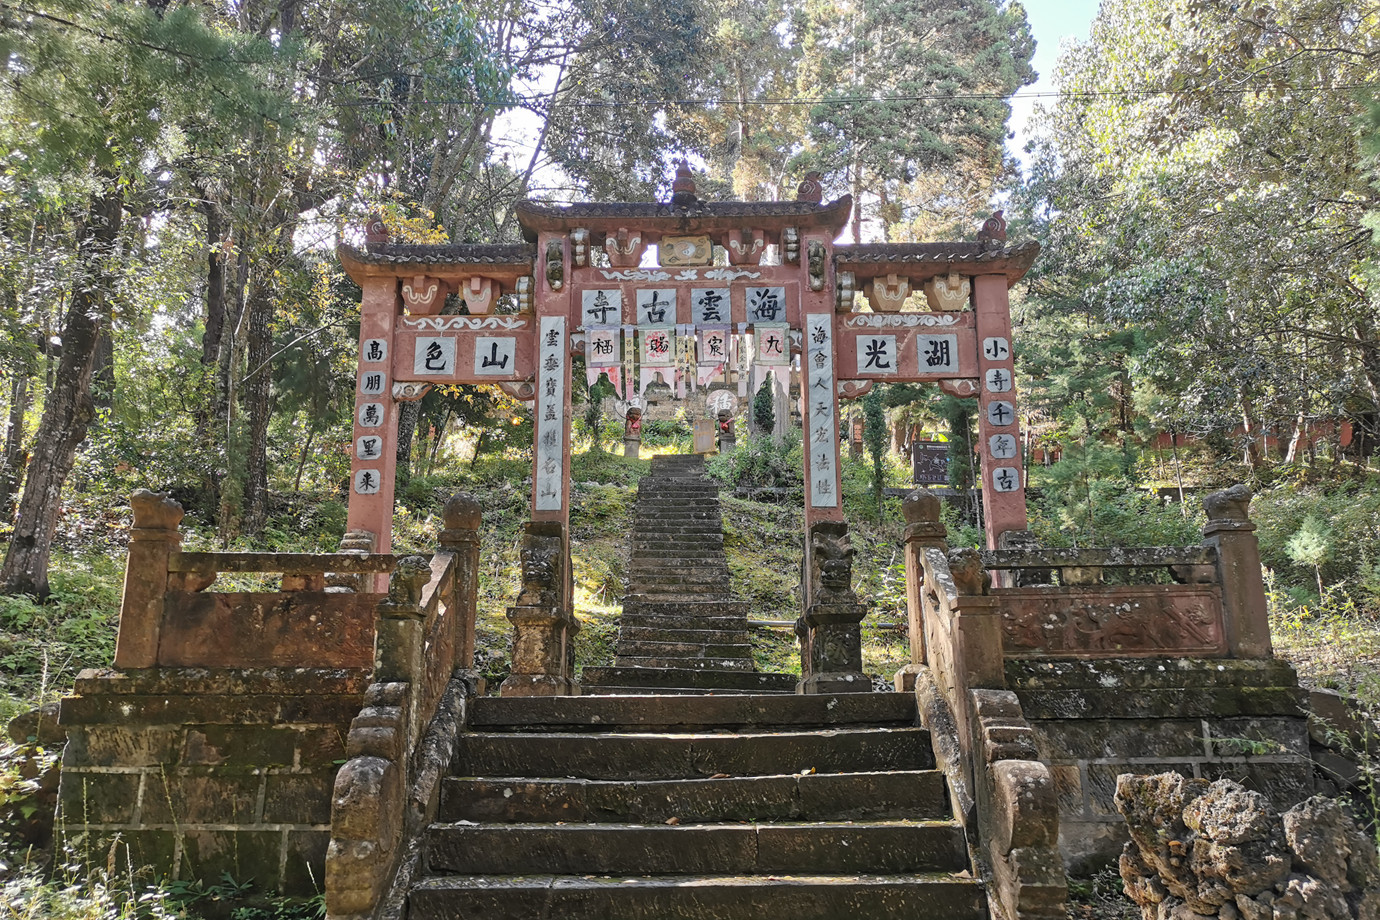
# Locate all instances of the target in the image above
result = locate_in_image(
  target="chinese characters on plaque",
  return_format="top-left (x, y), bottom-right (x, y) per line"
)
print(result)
top-left (534, 317), bottom-right (566, 512)
top-left (413, 336), bottom-right (456, 375)
top-left (979, 333), bottom-right (1020, 494)
top-left (916, 334), bottom-right (958, 373)
top-left (857, 335), bottom-right (896, 373)
top-left (805, 314), bottom-right (838, 509)
top-left (691, 288), bottom-right (729, 324)
top-left (636, 289), bottom-right (675, 325)
top-left (581, 289), bottom-right (622, 326)
top-left (473, 337), bottom-right (516, 376)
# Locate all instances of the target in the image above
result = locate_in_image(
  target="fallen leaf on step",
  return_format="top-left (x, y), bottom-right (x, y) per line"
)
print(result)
top-left (710, 773), bottom-right (730, 779)
top-left (665, 817), bottom-right (680, 825)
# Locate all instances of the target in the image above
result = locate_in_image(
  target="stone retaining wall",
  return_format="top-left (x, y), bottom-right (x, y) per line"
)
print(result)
top-left (58, 668), bottom-right (367, 896)
top-left (1008, 658), bottom-right (1316, 873)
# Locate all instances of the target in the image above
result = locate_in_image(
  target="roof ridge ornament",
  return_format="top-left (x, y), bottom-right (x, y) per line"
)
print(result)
top-left (977, 209), bottom-right (1007, 250)
top-left (669, 159), bottom-right (699, 209)
top-left (796, 171), bottom-right (823, 204)
top-left (364, 212), bottom-right (389, 251)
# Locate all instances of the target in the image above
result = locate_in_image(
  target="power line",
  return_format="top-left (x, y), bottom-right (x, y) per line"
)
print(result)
top-left (339, 81), bottom-right (1380, 109)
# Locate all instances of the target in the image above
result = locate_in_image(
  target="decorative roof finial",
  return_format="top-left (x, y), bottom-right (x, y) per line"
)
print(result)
top-left (364, 212), bottom-right (390, 251)
top-left (670, 159), bottom-right (698, 209)
top-left (977, 209), bottom-right (1007, 249)
top-left (796, 171), bottom-right (823, 204)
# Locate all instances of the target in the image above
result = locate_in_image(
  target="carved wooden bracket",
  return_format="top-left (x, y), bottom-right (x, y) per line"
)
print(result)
top-left (604, 227), bottom-right (647, 267)
top-left (459, 276), bottom-right (495, 314)
top-left (725, 229), bottom-right (766, 265)
top-left (401, 275), bottom-right (446, 315)
top-left (569, 228), bottom-right (590, 268)
top-left (924, 272), bottom-right (970, 311)
top-left (868, 273), bottom-right (909, 313)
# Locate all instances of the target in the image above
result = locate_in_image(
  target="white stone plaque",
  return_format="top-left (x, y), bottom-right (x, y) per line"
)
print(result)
top-left (359, 370), bottom-right (386, 395)
top-left (856, 335), bottom-right (898, 374)
top-left (992, 466), bottom-right (1021, 493)
top-left (473, 336), bottom-right (516, 376)
top-left (916, 334), bottom-right (958, 373)
top-left (986, 400), bottom-right (1015, 427)
top-left (586, 326), bottom-right (620, 367)
top-left (361, 338), bottom-right (387, 363)
top-left (985, 367), bottom-right (1013, 393)
top-left (581, 289), bottom-right (622, 327)
top-left (745, 287), bottom-right (787, 323)
top-left (357, 402), bottom-right (385, 428)
top-left (635, 288), bottom-right (676, 325)
top-left (413, 336), bottom-right (456, 375)
top-left (983, 336), bottom-right (1010, 361)
top-left (989, 433), bottom-right (1018, 460)
top-left (353, 469), bottom-right (382, 494)
top-left (691, 288), bottom-right (730, 325)
top-left (356, 435), bottom-right (384, 460)
top-left (805, 314), bottom-right (838, 509)
top-left (534, 316), bottom-right (566, 512)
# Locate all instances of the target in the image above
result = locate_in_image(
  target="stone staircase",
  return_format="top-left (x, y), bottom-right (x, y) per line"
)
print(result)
top-left (406, 692), bottom-right (987, 919)
top-left (583, 454), bottom-right (796, 694)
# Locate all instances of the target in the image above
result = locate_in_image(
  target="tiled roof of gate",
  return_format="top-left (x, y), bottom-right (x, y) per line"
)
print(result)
top-left (339, 242), bottom-right (535, 266)
top-left (513, 196), bottom-right (854, 238)
top-left (834, 240), bottom-right (1039, 284)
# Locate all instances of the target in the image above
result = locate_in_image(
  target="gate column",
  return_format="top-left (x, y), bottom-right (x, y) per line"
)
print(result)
top-left (974, 272), bottom-right (1028, 549)
top-left (502, 231), bottom-right (579, 696)
top-left (798, 233), bottom-right (868, 694)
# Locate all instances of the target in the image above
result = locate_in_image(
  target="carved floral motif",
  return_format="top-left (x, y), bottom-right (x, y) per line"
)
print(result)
top-left (999, 586), bottom-right (1226, 657)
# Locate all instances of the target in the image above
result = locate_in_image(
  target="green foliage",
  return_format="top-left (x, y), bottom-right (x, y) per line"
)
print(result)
top-left (1254, 480), bottom-right (1380, 611)
top-left (862, 387), bottom-right (887, 520)
top-left (752, 379), bottom-right (775, 433)
top-left (707, 432), bottom-right (803, 499)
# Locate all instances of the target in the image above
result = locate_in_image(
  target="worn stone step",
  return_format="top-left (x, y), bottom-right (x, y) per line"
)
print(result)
top-left (622, 598), bottom-right (748, 614)
top-left (580, 667), bottom-right (800, 697)
top-left (620, 616), bottom-right (750, 632)
top-left (631, 583), bottom-right (732, 596)
top-left (466, 692), bottom-right (917, 732)
top-left (439, 769), bottom-right (948, 824)
top-left (453, 727), bottom-right (930, 780)
top-left (1015, 685), bottom-right (1308, 721)
top-left (631, 527), bottom-right (726, 538)
top-left (409, 873), bottom-right (986, 920)
top-left (1006, 657), bottom-right (1302, 691)
top-left (617, 656), bottom-right (755, 672)
top-left (425, 820), bottom-right (967, 876)
top-left (580, 685), bottom-right (782, 696)
top-left (626, 567), bottom-right (729, 582)
top-left (614, 640), bottom-right (753, 659)
top-left (617, 626), bottom-right (752, 645)
top-left (629, 549), bottom-right (728, 561)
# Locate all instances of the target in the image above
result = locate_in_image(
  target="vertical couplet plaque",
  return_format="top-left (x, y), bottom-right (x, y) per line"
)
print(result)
top-left (534, 316), bottom-right (566, 512)
top-left (805, 314), bottom-right (839, 509)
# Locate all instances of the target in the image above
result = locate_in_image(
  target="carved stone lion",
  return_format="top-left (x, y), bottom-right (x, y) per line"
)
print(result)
top-left (517, 530), bottom-right (563, 607)
top-left (810, 522), bottom-right (855, 601)
top-left (947, 547), bottom-right (989, 596)
top-left (387, 555), bottom-right (432, 609)
top-left (1203, 483), bottom-right (1252, 523)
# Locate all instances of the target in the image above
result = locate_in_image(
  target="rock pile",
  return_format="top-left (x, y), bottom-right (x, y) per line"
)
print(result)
top-left (1116, 772), bottom-right (1380, 920)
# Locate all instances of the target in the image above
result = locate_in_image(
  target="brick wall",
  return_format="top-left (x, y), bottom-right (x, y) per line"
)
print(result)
top-left (58, 668), bottom-right (367, 896)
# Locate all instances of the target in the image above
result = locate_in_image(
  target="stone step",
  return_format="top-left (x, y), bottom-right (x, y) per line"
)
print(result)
top-left (579, 667), bottom-right (802, 697)
top-left (626, 566), bottom-right (729, 581)
top-left (621, 659), bottom-right (761, 673)
top-left (466, 693), bottom-right (917, 732)
top-left (438, 769), bottom-right (948, 824)
top-left (614, 640), bottom-right (753, 659)
top-left (454, 727), bottom-right (931, 780)
top-left (631, 526), bottom-right (726, 538)
top-left (617, 655), bottom-right (756, 672)
top-left (617, 626), bottom-right (752, 645)
top-left (424, 820), bottom-right (967, 876)
top-left (1006, 656), bottom-right (1302, 691)
top-left (409, 873), bottom-right (986, 920)
top-left (620, 615), bottom-right (750, 632)
top-left (629, 547), bottom-right (728, 560)
top-left (629, 582), bottom-right (732, 596)
top-left (581, 685), bottom-right (785, 696)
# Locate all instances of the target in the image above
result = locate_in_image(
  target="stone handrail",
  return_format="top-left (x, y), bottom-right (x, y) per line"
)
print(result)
top-left (326, 493), bottom-right (482, 920)
top-left (899, 490), bottom-right (1067, 919)
top-left (982, 484), bottom-right (1271, 660)
top-left (114, 491), bottom-right (396, 669)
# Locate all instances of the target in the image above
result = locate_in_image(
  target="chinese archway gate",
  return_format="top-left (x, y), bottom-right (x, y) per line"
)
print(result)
top-left (337, 175), bottom-right (1038, 697)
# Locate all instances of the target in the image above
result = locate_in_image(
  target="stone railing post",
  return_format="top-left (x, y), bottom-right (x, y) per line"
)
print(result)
top-left (114, 490), bottom-right (184, 669)
top-left (500, 522), bottom-right (580, 696)
top-left (1201, 484), bottom-right (1272, 659)
top-left (948, 548), bottom-right (1005, 692)
top-left (327, 529), bottom-right (377, 593)
top-left (896, 490), bottom-right (948, 690)
top-left (439, 493), bottom-right (482, 676)
top-left (375, 556), bottom-right (432, 745)
top-left (798, 521), bottom-right (869, 694)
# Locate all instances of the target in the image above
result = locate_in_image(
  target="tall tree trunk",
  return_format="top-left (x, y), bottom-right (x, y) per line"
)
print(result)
top-left (1, 186), bottom-right (123, 598)
top-left (395, 399), bottom-right (422, 486)
top-left (91, 328), bottom-right (116, 411)
top-left (0, 370), bottom-right (31, 520)
top-left (240, 255), bottom-right (276, 535)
